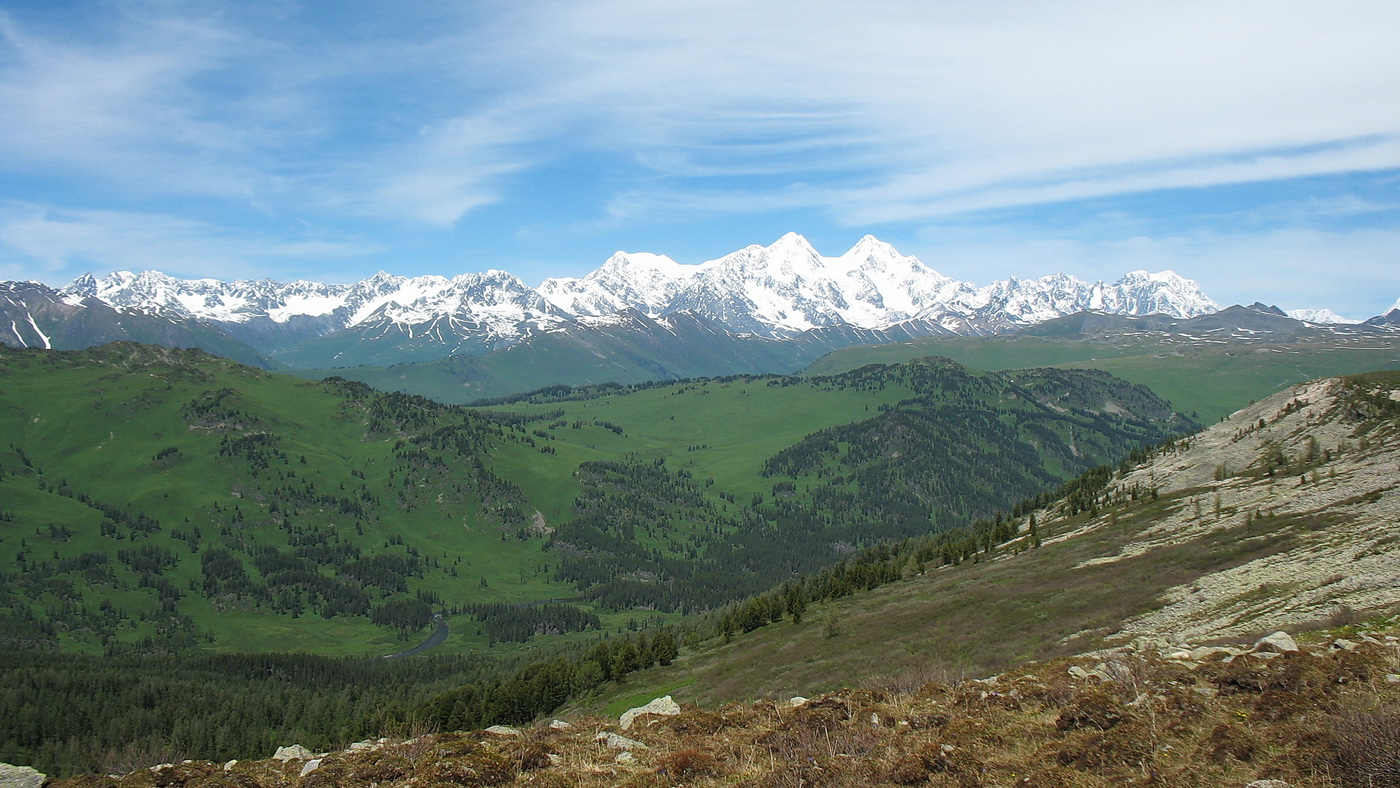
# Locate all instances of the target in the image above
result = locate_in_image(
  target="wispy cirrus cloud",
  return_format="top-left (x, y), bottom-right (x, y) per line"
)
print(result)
top-left (5, 0), bottom-right (1398, 225)
top-left (0, 203), bottom-right (382, 283)
top-left (0, 7), bottom-right (272, 198)
top-left (427, 0), bottom-right (1400, 225)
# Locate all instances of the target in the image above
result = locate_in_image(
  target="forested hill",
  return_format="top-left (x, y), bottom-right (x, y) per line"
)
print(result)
top-left (481, 359), bottom-right (1196, 612)
top-left (0, 343), bottom-right (570, 656)
top-left (0, 343), bottom-right (1192, 659)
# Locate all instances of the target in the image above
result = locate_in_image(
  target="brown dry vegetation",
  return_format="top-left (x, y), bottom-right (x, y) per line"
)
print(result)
top-left (51, 628), bottom-right (1400, 788)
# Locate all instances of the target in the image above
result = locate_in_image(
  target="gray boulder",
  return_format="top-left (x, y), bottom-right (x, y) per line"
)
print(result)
top-left (0, 764), bottom-right (45, 788)
top-left (273, 744), bottom-right (314, 762)
top-left (619, 695), bottom-right (680, 730)
top-left (596, 732), bottom-right (647, 750)
top-left (1253, 631), bottom-right (1299, 653)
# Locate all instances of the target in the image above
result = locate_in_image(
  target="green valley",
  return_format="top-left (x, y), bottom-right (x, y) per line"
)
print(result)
top-left (1, 342), bottom-right (1188, 659)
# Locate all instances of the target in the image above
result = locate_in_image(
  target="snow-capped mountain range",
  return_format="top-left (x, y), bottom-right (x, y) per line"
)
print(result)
top-left (60, 233), bottom-right (1220, 345)
top-left (8, 233), bottom-right (1398, 375)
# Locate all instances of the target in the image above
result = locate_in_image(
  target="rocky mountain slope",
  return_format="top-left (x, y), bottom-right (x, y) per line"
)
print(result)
top-left (0, 281), bottom-right (269, 367)
top-left (1090, 371), bottom-right (1400, 645)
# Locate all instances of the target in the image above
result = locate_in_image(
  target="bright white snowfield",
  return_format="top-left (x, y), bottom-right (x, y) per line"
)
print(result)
top-left (64, 234), bottom-right (1221, 340)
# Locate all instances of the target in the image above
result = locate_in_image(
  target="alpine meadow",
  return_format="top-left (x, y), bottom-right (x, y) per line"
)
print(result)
top-left (4, 2), bottom-right (1400, 787)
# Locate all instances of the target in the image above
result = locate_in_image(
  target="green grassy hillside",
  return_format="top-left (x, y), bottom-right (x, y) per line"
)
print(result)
top-left (0, 344), bottom-right (606, 656)
top-left (0, 343), bottom-right (1189, 659)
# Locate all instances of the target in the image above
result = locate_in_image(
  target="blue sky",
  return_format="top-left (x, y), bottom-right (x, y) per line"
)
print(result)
top-left (1, 0), bottom-right (1398, 318)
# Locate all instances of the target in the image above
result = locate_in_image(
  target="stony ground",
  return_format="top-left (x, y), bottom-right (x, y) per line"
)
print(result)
top-left (1036, 375), bottom-right (1400, 646)
top-left (37, 624), bottom-right (1400, 788)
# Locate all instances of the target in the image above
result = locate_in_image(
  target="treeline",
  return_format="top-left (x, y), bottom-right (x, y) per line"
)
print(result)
top-left (418, 629), bottom-right (678, 732)
top-left (0, 650), bottom-right (492, 777)
top-left (467, 373), bottom-right (775, 408)
top-left (459, 603), bottom-right (601, 644)
top-left (0, 625), bottom-right (683, 778)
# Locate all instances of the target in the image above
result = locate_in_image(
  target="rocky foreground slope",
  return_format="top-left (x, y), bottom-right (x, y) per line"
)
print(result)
top-left (18, 624), bottom-right (1400, 788)
top-left (1065, 371), bottom-right (1400, 647)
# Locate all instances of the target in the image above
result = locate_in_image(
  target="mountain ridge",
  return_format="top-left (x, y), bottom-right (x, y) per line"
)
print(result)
top-left (38, 234), bottom-right (1225, 364)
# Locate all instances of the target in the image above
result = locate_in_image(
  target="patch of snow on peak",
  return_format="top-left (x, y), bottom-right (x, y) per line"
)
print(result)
top-left (539, 251), bottom-right (697, 317)
top-left (1287, 308), bottom-right (1358, 324)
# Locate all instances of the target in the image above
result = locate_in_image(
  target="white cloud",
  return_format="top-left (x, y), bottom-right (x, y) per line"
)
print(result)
top-left (435, 0), bottom-right (1400, 223)
top-left (0, 9), bottom-right (270, 197)
top-left (0, 204), bottom-right (381, 284)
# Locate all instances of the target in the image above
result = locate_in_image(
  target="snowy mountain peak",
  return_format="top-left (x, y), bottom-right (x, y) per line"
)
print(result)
top-left (1287, 308), bottom-right (1358, 325)
top-left (772, 230), bottom-right (816, 250)
top-left (538, 251), bottom-right (695, 317)
top-left (53, 233), bottom-right (1231, 354)
top-left (844, 234), bottom-right (890, 257)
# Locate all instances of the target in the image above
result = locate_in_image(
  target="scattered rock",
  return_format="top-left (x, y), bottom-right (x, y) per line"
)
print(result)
top-left (619, 695), bottom-right (681, 730)
top-left (597, 732), bottom-right (647, 751)
top-left (614, 751), bottom-right (635, 764)
top-left (788, 696), bottom-right (810, 708)
top-left (272, 745), bottom-right (314, 762)
top-left (484, 725), bottom-right (521, 736)
top-left (1246, 780), bottom-right (1292, 788)
top-left (1330, 638), bottom-right (1359, 651)
top-left (1253, 631), bottom-right (1298, 653)
top-left (1190, 646), bottom-right (1237, 661)
top-left (546, 753), bottom-right (562, 766)
top-left (1068, 665), bottom-right (1093, 679)
top-left (549, 719), bottom-right (572, 729)
top-left (222, 760), bottom-right (237, 771)
top-left (298, 759), bottom-right (322, 777)
top-left (0, 763), bottom-right (45, 788)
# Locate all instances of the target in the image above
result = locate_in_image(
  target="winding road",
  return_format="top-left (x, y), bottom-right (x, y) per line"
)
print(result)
top-left (382, 613), bottom-right (448, 659)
